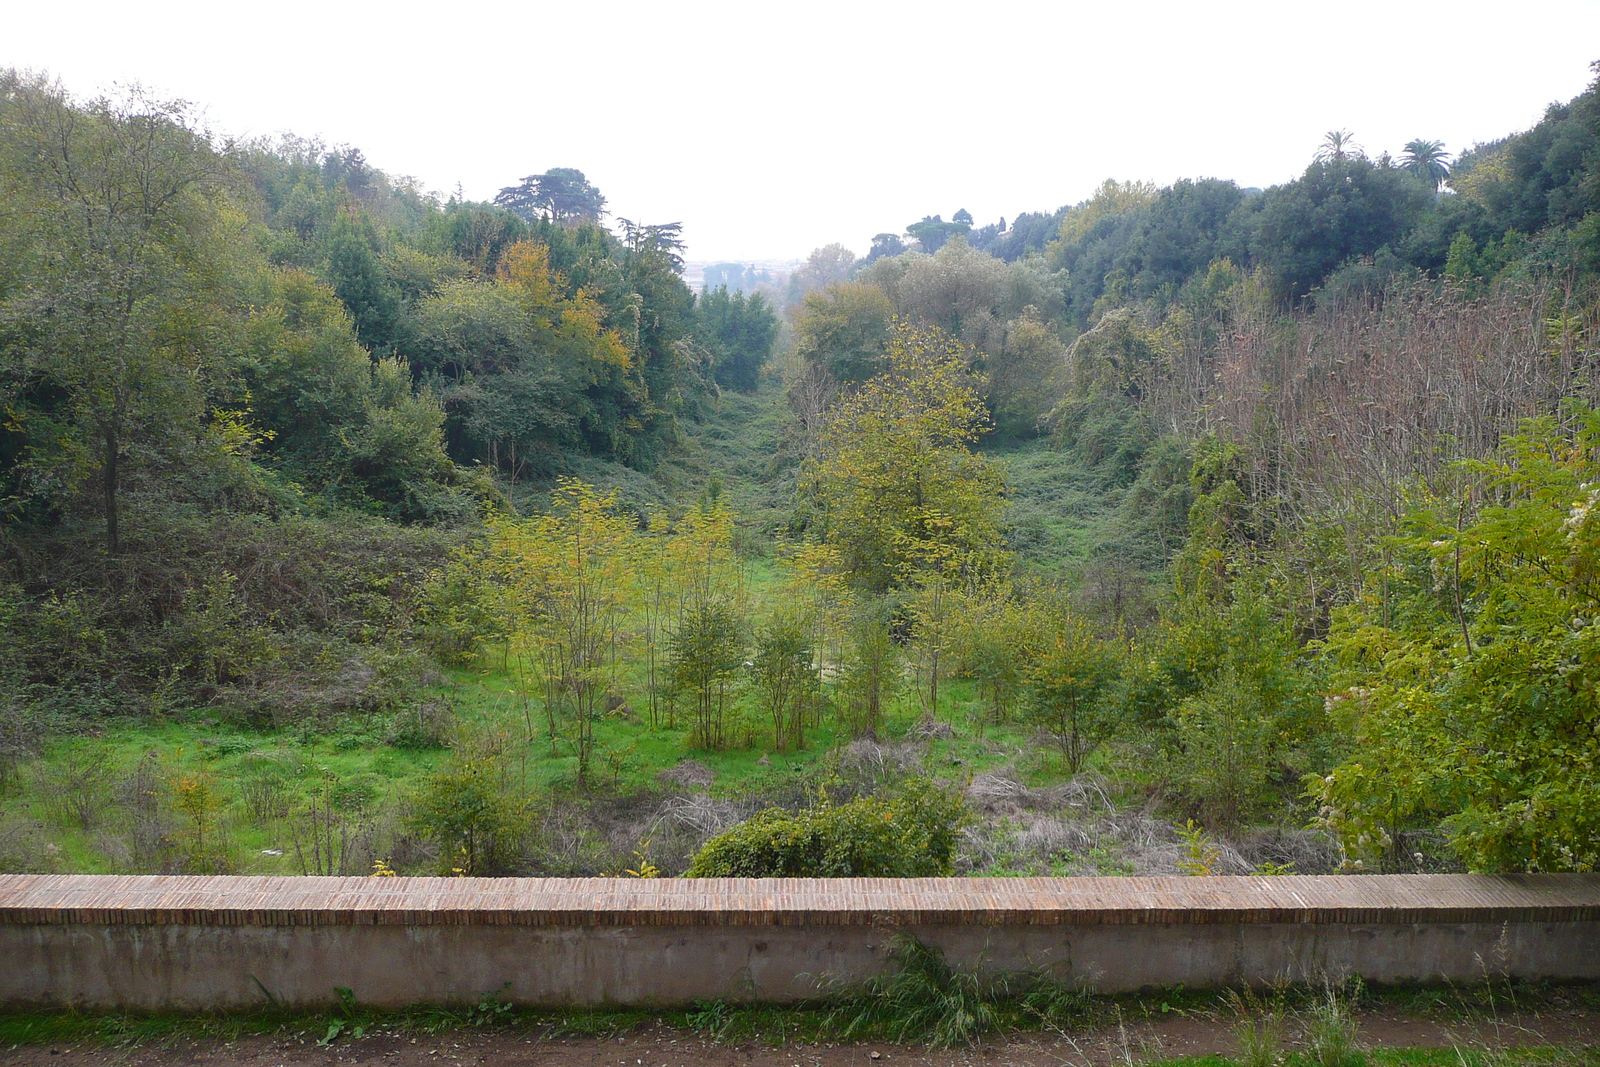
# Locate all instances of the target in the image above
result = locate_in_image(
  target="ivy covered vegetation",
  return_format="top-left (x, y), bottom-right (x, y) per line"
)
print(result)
top-left (2, 65), bottom-right (1600, 879)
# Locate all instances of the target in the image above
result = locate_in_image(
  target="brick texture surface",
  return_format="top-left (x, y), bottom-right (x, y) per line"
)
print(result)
top-left (3, 872), bottom-right (1598, 927)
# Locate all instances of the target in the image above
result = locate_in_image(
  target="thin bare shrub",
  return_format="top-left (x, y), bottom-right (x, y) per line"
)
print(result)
top-left (114, 752), bottom-right (167, 871)
top-left (1149, 274), bottom-right (1600, 600)
top-left (241, 770), bottom-right (291, 824)
top-left (36, 749), bottom-right (117, 830)
top-left (289, 775), bottom-right (372, 875)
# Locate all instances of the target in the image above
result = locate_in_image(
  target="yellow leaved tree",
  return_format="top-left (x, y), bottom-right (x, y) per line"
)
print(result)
top-left (484, 480), bottom-right (636, 788)
top-left (804, 322), bottom-right (1010, 595)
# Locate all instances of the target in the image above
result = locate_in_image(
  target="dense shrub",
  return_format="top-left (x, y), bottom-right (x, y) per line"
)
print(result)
top-left (684, 777), bottom-right (969, 877)
top-left (0, 514), bottom-right (459, 724)
top-left (406, 757), bottom-right (526, 876)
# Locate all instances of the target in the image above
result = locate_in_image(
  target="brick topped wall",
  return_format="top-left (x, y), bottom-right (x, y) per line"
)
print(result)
top-left (2, 874), bottom-right (1597, 1008)
top-left (3, 873), bottom-right (1599, 926)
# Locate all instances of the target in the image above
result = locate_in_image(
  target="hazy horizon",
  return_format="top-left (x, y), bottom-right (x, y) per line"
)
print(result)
top-left (9, 0), bottom-right (1600, 263)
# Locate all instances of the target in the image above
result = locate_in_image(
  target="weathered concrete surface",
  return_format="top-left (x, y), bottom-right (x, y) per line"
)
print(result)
top-left (3, 918), bottom-right (1597, 1009)
top-left (1, 874), bottom-right (1596, 1009)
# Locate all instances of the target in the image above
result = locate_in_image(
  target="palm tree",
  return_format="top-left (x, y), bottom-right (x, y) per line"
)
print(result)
top-left (1400, 139), bottom-right (1452, 190)
top-left (1316, 129), bottom-right (1361, 163)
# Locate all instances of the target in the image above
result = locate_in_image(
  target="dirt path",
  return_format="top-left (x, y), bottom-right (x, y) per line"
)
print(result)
top-left (5, 1008), bottom-right (1598, 1067)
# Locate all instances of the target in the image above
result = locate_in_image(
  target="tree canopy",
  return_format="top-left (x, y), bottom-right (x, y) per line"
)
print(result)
top-left (804, 323), bottom-right (1009, 592)
top-left (494, 167), bottom-right (607, 223)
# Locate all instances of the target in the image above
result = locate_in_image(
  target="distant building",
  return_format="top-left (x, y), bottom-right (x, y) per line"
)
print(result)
top-left (686, 259), bottom-right (800, 297)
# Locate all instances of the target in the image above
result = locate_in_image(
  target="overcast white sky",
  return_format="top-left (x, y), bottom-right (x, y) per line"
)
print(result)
top-left (7, 1), bottom-right (1599, 263)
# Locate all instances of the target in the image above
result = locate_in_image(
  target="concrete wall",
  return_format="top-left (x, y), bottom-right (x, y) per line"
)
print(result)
top-left (2, 874), bottom-right (1597, 1009)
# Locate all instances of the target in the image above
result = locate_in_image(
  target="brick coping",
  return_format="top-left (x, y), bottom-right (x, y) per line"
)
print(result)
top-left (2, 873), bottom-right (1598, 927)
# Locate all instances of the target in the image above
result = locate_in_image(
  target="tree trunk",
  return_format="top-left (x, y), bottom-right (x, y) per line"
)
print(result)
top-left (102, 423), bottom-right (120, 556)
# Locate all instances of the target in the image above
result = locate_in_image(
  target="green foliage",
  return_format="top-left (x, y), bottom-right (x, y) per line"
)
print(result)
top-left (1114, 578), bottom-right (1327, 828)
top-left (1451, 66), bottom-right (1600, 246)
top-left (495, 167), bottom-right (606, 223)
top-left (415, 239), bottom-right (649, 473)
top-left (0, 510), bottom-right (454, 723)
top-left (1301, 982), bottom-right (1367, 1067)
top-left (1251, 156), bottom-right (1432, 299)
top-left (666, 599), bottom-right (746, 751)
top-left (1314, 410), bottom-right (1600, 872)
top-left (408, 756), bottom-right (524, 875)
top-left (985, 310), bottom-right (1067, 437)
top-left (1226, 988), bottom-right (1288, 1067)
top-left (0, 73), bottom-right (492, 734)
top-left (793, 282), bottom-right (894, 384)
top-left (1177, 819), bottom-right (1224, 876)
top-left (853, 240), bottom-right (1068, 438)
top-left (694, 286), bottom-right (779, 393)
top-left (834, 596), bottom-right (901, 737)
top-left (1400, 139), bottom-right (1452, 191)
top-left (1172, 667), bottom-right (1281, 828)
top-left (324, 207), bottom-right (404, 353)
top-left (0, 75), bottom-right (251, 556)
top-left (12, 61), bottom-right (1600, 886)
top-left (167, 769), bottom-right (232, 873)
top-left (240, 269), bottom-right (373, 464)
top-left (751, 611), bottom-right (819, 752)
top-left (340, 358), bottom-right (482, 523)
top-left (805, 322), bottom-right (1009, 592)
top-left (906, 213), bottom-right (973, 254)
top-left (157, 573), bottom-right (273, 687)
top-left (484, 481), bottom-right (639, 786)
top-left (1021, 609), bottom-right (1118, 771)
top-left (685, 777), bottom-right (970, 877)
top-left (241, 244), bottom-right (485, 524)
top-left (950, 592), bottom-right (1042, 725)
top-left (1042, 178), bottom-right (1247, 325)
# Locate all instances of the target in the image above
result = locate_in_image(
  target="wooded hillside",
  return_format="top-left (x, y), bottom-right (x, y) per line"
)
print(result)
top-left (2, 65), bottom-right (1597, 879)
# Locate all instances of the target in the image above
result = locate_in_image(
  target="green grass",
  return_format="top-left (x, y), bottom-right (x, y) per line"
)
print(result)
top-left (4, 980), bottom-right (1596, 1056)
top-left (1, 373), bottom-right (1147, 877)
top-left (2, 622), bottom-right (1146, 877)
top-left (2, 630), bottom-right (1057, 876)
top-left (1367, 1052), bottom-right (1600, 1067)
top-left (988, 436), bottom-right (1128, 568)
top-left (433, 660), bottom-right (1054, 800)
top-left (1, 721), bottom-right (446, 876)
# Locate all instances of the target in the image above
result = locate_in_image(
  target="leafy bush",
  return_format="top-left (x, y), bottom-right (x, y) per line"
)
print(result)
top-left (407, 758), bottom-right (525, 875)
top-left (1314, 411), bottom-right (1600, 871)
top-left (684, 777), bottom-right (969, 877)
top-left (385, 701), bottom-right (455, 749)
top-left (1022, 609), bottom-right (1118, 771)
top-left (751, 611), bottom-right (818, 752)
